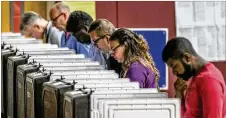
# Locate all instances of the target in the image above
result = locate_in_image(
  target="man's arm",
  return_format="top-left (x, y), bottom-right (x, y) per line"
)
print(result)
top-left (174, 78), bottom-right (187, 117)
top-left (201, 78), bottom-right (224, 118)
top-left (174, 78), bottom-right (187, 99)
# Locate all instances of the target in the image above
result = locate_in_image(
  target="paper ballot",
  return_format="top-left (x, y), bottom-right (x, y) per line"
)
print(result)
top-left (175, 1), bottom-right (226, 61)
top-left (175, 2), bottom-right (194, 26)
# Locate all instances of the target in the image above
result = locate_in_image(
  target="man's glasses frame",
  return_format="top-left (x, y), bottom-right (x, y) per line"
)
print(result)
top-left (52, 13), bottom-right (63, 23)
top-left (93, 34), bottom-right (110, 46)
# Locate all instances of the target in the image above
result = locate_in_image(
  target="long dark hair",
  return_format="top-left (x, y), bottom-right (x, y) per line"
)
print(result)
top-left (110, 28), bottom-right (160, 91)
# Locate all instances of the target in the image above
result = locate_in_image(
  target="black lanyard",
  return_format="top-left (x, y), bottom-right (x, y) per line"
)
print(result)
top-left (44, 23), bottom-right (51, 43)
top-left (64, 32), bottom-right (70, 44)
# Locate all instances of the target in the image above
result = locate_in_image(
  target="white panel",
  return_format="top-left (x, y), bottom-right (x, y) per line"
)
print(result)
top-left (50, 74), bottom-right (119, 80)
top-left (101, 99), bottom-right (180, 118)
top-left (92, 92), bottom-right (167, 109)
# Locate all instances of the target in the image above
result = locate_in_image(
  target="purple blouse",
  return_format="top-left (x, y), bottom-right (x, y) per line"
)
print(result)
top-left (126, 61), bottom-right (156, 88)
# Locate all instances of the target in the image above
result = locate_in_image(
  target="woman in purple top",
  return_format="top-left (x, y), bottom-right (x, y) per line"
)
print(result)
top-left (109, 28), bottom-right (160, 90)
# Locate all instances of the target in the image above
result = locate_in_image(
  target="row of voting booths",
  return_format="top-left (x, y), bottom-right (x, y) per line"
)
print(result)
top-left (1, 29), bottom-right (181, 118)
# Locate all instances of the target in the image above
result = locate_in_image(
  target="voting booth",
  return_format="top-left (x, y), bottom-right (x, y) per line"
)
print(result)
top-left (1, 31), bottom-right (181, 118)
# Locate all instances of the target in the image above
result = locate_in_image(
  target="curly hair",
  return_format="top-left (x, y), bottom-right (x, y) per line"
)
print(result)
top-left (66, 10), bottom-right (93, 33)
top-left (66, 10), bottom-right (93, 44)
top-left (110, 28), bottom-right (160, 91)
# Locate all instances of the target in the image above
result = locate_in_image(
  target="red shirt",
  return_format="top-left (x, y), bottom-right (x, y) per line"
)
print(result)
top-left (182, 63), bottom-right (226, 118)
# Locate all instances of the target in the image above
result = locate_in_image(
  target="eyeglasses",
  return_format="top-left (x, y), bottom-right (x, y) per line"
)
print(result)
top-left (52, 13), bottom-right (63, 23)
top-left (93, 34), bottom-right (110, 46)
top-left (93, 35), bottom-right (106, 46)
top-left (109, 44), bottom-right (122, 54)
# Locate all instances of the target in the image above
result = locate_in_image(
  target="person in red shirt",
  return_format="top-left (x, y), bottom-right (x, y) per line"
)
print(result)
top-left (162, 37), bottom-right (226, 118)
